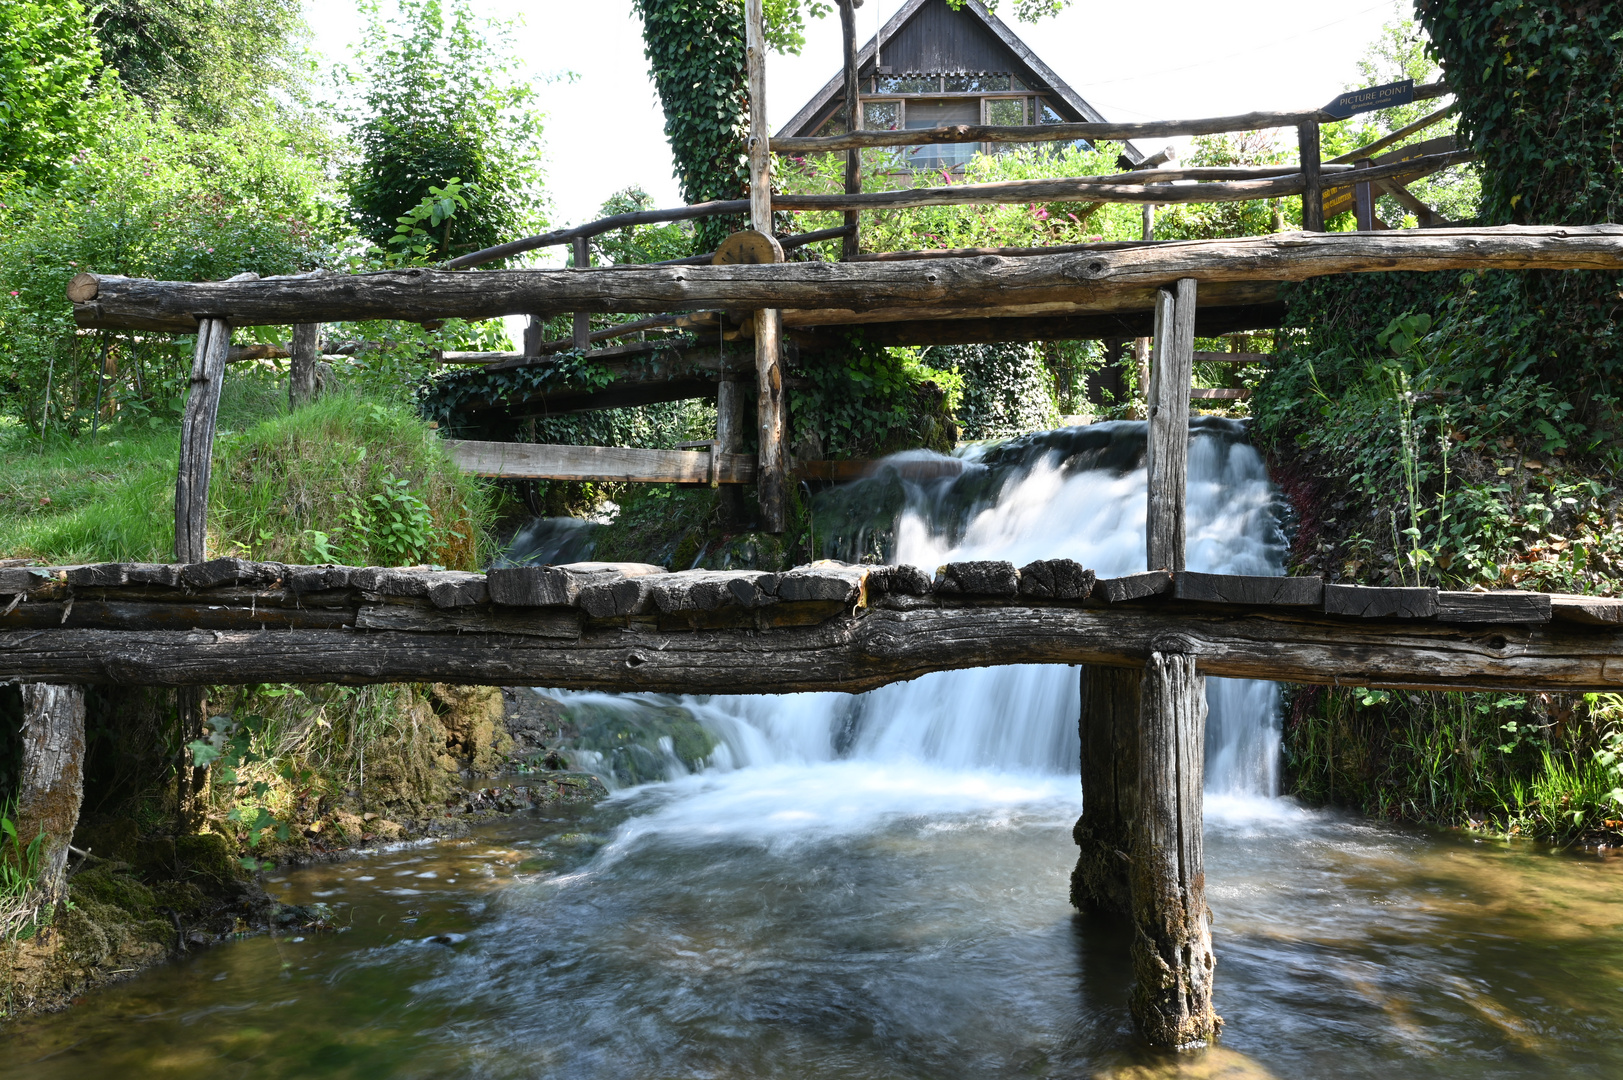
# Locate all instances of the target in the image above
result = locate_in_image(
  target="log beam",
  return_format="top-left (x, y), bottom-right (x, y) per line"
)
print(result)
top-left (16, 684), bottom-right (87, 908)
top-left (2, 563), bottom-right (1620, 692)
top-left (67, 226), bottom-right (1623, 332)
top-left (1072, 665), bottom-right (1140, 914)
top-left (1131, 652), bottom-right (1218, 1046)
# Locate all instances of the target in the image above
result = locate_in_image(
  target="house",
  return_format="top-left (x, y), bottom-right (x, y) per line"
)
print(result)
top-left (776, 0), bottom-right (1141, 173)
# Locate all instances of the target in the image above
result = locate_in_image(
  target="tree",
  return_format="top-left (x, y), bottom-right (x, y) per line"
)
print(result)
top-left (89, 0), bottom-right (307, 127)
top-left (342, 0), bottom-right (546, 262)
top-left (0, 0), bottom-right (103, 189)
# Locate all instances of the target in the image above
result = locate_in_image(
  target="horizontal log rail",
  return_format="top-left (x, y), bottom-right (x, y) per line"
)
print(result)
top-left (67, 226), bottom-right (1623, 331)
top-left (772, 151), bottom-right (1471, 214)
top-left (447, 440), bottom-right (966, 484)
top-left (0, 558), bottom-right (1617, 693)
top-left (769, 82), bottom-right (1450, 155)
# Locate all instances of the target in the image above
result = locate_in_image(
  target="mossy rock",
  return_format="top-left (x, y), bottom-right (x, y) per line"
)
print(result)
top-left (150, 880), bottom-right (210, 919)
top-left (71, 818), bottom-right (140, 864)
top-left (69, 867), bottom-right (157, 920)
top-left (565, 700), bottom-right (719, 785)
top-left (175, 832), bottom-right (246, 890)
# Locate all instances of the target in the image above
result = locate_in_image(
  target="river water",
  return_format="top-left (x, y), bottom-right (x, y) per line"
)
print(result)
top-left (8, 421), bottom-right (1623, 1078)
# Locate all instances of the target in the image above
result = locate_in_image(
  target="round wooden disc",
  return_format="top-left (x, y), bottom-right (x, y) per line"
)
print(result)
top-left (713, 229), bottom-right (785, 265)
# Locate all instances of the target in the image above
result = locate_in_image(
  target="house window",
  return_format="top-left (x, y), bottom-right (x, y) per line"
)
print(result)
top-left (1038, 100), bottom-right (1065, 125)
top-left (903, 98), bottom-right (979, 171)
top-left (863, 100), bottom-right (901, 130)
top-left (873, 73), bottom-right (939, 94)
top-left (944, 72), bottom-right (1010, 92)
top-left (984, 97), bottom-right (1027, 126)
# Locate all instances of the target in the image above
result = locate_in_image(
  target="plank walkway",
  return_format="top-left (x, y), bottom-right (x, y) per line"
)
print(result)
top-left (2, 559), bottom-right (1618, 693)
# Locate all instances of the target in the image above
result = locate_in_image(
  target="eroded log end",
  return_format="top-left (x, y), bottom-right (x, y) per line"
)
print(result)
top-left (1129, 652), bottom-right (1219, 1048)
top-left (17, 683), bottom-right (87, 907)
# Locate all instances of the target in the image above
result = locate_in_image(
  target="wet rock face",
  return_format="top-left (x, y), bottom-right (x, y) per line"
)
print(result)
top-left (501, 688), bottom-right (573, 760)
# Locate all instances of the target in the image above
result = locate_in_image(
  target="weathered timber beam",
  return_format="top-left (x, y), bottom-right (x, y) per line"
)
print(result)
top-left (788, 303), bottom-right (1288, 349)
top-left (773, 171), bottom-right (1310, 213)
top-left (69, 226), bottom-right (1616, 332)
top-left (769, 82), bottom-right (1449, 154)
top-left (3, 601), bottom-right (1619, 693)
top-left (450, 441), bottom-right (758, 484)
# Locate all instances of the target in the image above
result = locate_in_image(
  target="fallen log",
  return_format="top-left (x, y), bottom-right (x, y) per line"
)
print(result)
top-left (68, 226), bottom-right (1623, 332)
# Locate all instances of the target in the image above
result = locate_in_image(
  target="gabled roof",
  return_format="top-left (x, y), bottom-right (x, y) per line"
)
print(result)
top-left (776, 0), bottom-right (1143, 161)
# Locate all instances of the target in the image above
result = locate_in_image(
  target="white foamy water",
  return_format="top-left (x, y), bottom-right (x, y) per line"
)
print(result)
top-left (549, 419), bottom-right (1290, 825)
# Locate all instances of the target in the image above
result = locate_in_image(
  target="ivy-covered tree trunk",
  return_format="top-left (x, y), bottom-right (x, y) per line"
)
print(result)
top-left (632, 0), bottom-right (750, 253)
top-left (1415, 1), bottom-right (1623, 412)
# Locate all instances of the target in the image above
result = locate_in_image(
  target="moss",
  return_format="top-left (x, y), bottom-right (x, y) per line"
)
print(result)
top-left (430, 684), bottom-right (512, 776)
top-left (69, 867), bottom-right (157, 919)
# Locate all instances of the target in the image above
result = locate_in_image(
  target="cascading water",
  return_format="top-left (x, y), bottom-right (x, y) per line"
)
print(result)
top-left (560, 416), bottom-right (1290, 800)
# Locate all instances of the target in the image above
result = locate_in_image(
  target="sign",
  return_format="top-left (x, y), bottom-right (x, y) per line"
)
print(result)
top-left (1323, 79), bottom-right (1415, 119)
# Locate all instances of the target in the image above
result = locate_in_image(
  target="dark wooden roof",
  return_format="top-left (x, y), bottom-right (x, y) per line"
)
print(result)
top-left (777, 0), bottom-right (1143, 160)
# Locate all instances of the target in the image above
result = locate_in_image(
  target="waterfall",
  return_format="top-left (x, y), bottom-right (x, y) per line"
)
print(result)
top-left (548, 418), bottom-right (1290, 797)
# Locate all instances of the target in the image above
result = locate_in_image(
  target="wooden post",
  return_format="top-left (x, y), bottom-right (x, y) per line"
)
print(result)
top-left (289, 321), bottom-right (320, 408)
top-left (1071, 665), bottom-right (1140, 914)
top-left (1352, 158), bottom-right (1375, 231)
top-left (1298, 120), bottom-right (1324, 231)
top-left (175, 316), bottom-right (232, 563)
top-left (572, 237), bottom-right (591, 352)
top-left (746, 0), bottom-right (786, 532)
top-left (716, 374), bottom-right (746, 524)
top-left (1131, 651), bottom-right (1218, 1047)
top-left (16, 684), bottom-right (87, 908)
top-left (1146, 278), bottom-right (1196, 572)
top-left (1133, 204), bottom-right (1156, 406)
top-left (838, 0), bottom-right (862, 260)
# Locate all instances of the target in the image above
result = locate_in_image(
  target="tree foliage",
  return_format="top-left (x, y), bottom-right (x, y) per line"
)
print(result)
top-left (89, 0), bottom-right (307, 125)
top-left (342, 0), bottom-right (545, 261)
top-left (0, 0), bottom-right (104, 189)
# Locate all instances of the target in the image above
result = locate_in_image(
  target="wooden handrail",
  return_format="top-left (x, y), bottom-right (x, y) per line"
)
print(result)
top-left (770, 82), bottom-right (1450, 155)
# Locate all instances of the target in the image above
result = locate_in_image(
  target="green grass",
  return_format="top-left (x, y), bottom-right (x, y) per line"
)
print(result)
top-left (0, 379), bottom-right (493, 569)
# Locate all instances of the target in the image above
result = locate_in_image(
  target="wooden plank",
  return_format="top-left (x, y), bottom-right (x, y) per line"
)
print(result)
top-left (1550, 593), bottom-right (1623, 626)
top-left (175, 316), bottom-right (231, 562)
top-left (1094, 571), bottom-right (1173, 603)
top-left (1190, 388), bottom-right (1249, 400)
top-left (1324, 583), bottom-right (1439, 618)
top-left (1437, 591), bottom-right (1552, 624)
top-left (1175, 572), bottom-right (1323, 606)
top-left (1147, 279), bottom-right (1196, 572)
top-left (69, 226), bottom-right (1623, 331)
top-left (1131, 651), bottom-right (1217, 1047)
top-left (1192, 351), bottom-right (1265, 363)
top-left (448, 440), bottom-right (759, 484)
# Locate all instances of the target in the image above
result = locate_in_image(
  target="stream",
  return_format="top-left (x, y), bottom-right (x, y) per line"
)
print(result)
top-left (7, 420), bottom-right (1623, 1078)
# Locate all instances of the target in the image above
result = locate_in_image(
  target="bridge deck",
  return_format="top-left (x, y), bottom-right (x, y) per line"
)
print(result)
top-left (3, 560), bottom-right (1618, 693)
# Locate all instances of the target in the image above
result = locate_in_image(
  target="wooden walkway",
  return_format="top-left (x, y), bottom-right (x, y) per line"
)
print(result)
top-left (3, 559), bottom-right (1618, 692)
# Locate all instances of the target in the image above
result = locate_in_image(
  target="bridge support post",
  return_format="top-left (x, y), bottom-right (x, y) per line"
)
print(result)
top-left (1130, 651), bottom-right (1218, 1047)
top-left (176, 315), bottom-right (232, 562)
top-left (15, 684), bottom-right (87, 910)
top-left (1146, 278), bottom-right (1196, 572)
top-left (745, 0), bottom-right (786, 532)
top-left (1072, 665), bottom-right (1140, 914)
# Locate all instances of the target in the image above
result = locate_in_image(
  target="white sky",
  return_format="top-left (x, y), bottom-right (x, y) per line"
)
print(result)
top-left (303, 0), bottom-right (1413, 237)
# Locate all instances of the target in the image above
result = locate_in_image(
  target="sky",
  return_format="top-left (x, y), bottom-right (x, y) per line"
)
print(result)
top-left (302, 0), bottom-right (1415, 238)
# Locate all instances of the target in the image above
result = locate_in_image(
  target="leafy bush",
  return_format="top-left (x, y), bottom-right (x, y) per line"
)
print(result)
top-left (340, 0), bottom-right (545, 261)
top-left (0, 0), bottom-right (104, 189)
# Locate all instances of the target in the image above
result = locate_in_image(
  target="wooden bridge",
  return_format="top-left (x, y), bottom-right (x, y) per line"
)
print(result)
top-left (16, 0), bottom-right (1623, 1049)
